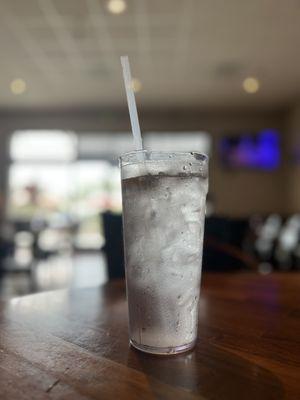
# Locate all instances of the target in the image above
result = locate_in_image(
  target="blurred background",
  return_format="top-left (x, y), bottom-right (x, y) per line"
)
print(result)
top-left (0, 0), bottom-right (299, 299)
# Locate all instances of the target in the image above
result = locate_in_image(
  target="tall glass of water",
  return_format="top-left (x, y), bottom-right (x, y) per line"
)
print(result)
top-left (120, 150), bottom-right (208, 355)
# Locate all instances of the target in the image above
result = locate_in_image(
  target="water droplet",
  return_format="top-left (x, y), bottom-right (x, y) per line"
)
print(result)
top-left (183, 165), bottom-right (187, 171)
top-left (177, 294), bottom-right (181, 299)
top-left (189, 162), bottom-right (192, 166)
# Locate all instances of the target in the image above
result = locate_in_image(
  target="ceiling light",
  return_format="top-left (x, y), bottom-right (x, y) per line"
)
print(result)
top-left (131, 78), bottom-right (142, 93)
top-left (10, 78), bottom-right (27, 95)
top-left (243, 77), bottom-right (260, 94)
top-left (107, 0), bottom-right (126, 14)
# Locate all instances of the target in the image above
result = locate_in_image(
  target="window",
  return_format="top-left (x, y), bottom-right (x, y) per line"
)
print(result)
top-left (10, 130), bottom-right (77, 162)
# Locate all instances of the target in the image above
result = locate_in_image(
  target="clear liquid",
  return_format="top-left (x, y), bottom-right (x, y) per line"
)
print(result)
top-left (122, 174), bottom-right (207, 350)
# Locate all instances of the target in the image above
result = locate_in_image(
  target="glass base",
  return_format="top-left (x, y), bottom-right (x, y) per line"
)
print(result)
top-left (130, 339), bottom-right (196, 355)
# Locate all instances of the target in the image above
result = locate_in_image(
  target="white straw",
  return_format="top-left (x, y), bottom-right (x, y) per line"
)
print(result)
top-left (121, 56), bottom-right (143, 151)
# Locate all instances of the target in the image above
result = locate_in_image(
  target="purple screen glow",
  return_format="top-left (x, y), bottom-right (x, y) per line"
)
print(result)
top-left (220, 130), bottom-right (280, 170)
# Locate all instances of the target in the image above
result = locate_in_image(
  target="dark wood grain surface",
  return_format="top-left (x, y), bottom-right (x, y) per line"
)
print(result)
top-left (1, 273), bottom-right (300, 399)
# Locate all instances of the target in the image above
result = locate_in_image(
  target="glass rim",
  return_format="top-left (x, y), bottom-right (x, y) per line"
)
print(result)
top-left (119, 149), bottom-right (209, 162)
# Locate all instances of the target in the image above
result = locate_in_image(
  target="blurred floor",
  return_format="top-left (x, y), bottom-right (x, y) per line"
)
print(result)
top-left (0, 252), bottom-right (108, 300)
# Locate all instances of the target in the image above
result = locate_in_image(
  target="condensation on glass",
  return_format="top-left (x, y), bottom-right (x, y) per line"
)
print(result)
top-left (120, 150), bottom-right (209, 354)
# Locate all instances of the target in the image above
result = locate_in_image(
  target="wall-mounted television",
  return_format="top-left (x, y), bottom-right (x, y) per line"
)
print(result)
top-left (220, 129), bottom-right (280, 170)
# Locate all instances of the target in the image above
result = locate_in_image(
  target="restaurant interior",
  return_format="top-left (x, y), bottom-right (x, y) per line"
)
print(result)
top-left (0, 0), bottom-right (299, 300)
top-left (1, 2), bottom-right (300, 399)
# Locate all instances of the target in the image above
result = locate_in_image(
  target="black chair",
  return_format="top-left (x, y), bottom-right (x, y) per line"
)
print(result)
top-left (203, 216), bottom-right (256, 271)
top-left (102, 212), bottom-right (125, 280)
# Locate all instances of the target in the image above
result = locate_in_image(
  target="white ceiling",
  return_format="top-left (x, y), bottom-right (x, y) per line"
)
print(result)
top-left (0, 0), bottom-right (299, 110)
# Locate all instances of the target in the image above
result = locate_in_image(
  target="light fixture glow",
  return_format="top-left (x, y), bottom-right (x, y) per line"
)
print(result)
top-left (243, 77), bottom-right (260, 94)
top-left (10, 78), bottom-right (27, 95)
top-left (131, 78), bottom-right (142, 93)
top-left (107, 0), bottom-right (126, 14)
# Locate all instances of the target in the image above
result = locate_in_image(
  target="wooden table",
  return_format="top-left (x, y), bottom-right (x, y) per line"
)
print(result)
top-left (1, 273), bottom-right (299, 399)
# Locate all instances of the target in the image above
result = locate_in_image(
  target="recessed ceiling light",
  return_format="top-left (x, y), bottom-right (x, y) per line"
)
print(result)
top-left (10, 78), bottom-right (27, 95)
top-left (107, 0), bottom-right (126, 14)
top-left (243, 77), bottom-right (260, 94)
top-left (131, 78), bottom-right (142, 93)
